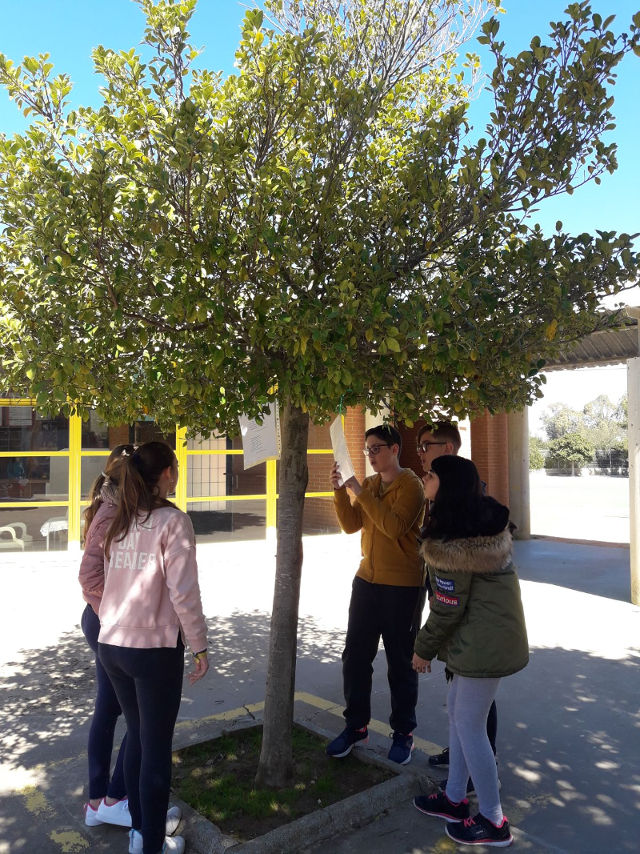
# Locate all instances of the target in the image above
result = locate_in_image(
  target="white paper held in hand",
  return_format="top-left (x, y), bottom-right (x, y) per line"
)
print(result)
top-left (330, 415), bottom-right (355, 487)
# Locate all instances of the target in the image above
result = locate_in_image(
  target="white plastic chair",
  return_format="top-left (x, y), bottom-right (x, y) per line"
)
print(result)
top-left (40, 516), bottom-right (68, 550)
top-left (0, 524), bottom-right (26, 551)
top-left (9, 521), bottom-right (33, 545)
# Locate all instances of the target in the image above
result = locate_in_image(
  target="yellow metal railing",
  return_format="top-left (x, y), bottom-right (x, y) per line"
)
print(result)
top-left (0, 401), bottom-right (334, 550)
top-left (0, 398), bottom-right (77, 546)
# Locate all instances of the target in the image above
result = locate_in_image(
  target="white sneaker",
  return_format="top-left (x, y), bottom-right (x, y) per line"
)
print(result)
top-left (128, 826), bottom-right (185, 854)
top-left (165, 805), bottom-right (182, 835)
top-left (95, 797), bottom-right (132, 827)
top-left (84, 802), bottom-right (102, 827)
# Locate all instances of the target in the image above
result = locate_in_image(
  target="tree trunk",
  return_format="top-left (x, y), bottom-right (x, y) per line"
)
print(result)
top-left (255, 400), bottom-right (309, 787)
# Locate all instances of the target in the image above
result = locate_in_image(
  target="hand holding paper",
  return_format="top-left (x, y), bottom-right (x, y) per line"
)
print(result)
top-left (330, 415), bottom-right (355, 487)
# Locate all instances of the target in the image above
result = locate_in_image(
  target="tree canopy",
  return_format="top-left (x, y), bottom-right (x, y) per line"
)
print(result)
top-left (547, 430), bottom-right (595, 473)
top-left (541, 392), bottom-right (627, 450)
top-left (529, 434), bottom-right (546, 469)
top-left (0, 0), bottom-right (638, 434)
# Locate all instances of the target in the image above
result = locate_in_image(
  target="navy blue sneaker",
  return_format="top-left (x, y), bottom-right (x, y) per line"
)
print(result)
top-left (388, 732), bottom-right (414, 765)
top-left (446, 813), bottom-right (513, 847)
top-left (428, 747), bottom-right (449, 766)
top-left (326, 726), bottom-right (368, 758)
top-left (413, 791), bottom-right (470, 822)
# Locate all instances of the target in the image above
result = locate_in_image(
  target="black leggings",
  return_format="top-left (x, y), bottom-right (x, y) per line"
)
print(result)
top-left (487, 700), bottom-right (498, 755)
top-left (98, 640), bottom-right (184, 854)
top-left (81, 604), bottom-right (127, 800)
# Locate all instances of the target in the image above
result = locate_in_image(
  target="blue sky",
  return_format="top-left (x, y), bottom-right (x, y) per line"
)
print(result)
top-left (1, 0), bottom-right (638, 239)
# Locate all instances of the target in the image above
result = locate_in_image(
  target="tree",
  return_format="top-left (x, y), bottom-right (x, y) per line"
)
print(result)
top-left (529, 435), bottom-right (546, 470)
top-left (541, 392), bottom-right (628, 465)
top-left (616, 393), bottom-right (628, 433)
top-left (541, 401), bottom-right (585, 440)
top-left (582, 392), bottom-right (626, 451)
top-left (1, 0), bottom-right (640, 785)
top-left (547, 431), bottom-right (595, 475)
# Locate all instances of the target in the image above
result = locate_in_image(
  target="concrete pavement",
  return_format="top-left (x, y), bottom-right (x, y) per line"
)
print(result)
top-left (0, 535), bottom-right (638, 853)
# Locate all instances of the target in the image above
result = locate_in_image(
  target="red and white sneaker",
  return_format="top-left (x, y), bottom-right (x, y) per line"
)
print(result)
top-left (96, 797), bottom-right (132, 827)
top-left (84, 802), bottom-right (102, 827)
top-left (129, 829), bottom-right (185, 854)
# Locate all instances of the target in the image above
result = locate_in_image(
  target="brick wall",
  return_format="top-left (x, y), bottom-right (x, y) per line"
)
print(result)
top-left (470, 412), bottom-right (509, 505)
top-left (108, 425), bottom-right (130, 447)
top-left (398, 422), bottom-right (427, 478)
top-left (302, 408), bottom-right (366, 532)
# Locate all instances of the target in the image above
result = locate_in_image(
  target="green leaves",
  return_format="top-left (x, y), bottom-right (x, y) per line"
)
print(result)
top-left (0, 0), bottom-right (639, 435)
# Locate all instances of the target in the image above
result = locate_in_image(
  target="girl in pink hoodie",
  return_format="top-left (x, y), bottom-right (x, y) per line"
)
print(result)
top-left (80, 444), bottom-right (133, 829)
top-left (98, 442), bottom-right (208, 854)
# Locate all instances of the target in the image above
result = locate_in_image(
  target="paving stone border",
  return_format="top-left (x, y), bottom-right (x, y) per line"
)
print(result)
top-left (171, 715), bottom-right (435, 854)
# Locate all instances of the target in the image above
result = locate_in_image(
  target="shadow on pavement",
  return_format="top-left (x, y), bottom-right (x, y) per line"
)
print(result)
top-left (1, 596), bottom-right (638, 854)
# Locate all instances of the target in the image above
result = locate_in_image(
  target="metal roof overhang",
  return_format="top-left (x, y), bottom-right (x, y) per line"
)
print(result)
top-left (543, 309), bottom-right (639, 371)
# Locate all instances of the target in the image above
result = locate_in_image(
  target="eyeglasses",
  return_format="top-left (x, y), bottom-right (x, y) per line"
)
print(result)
top-left (416, 441), bottom-right (446, 454)
top-left (363, 444), bottom-right (391, 457)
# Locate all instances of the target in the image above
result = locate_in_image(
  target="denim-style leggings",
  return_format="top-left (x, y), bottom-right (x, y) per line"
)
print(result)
top-left (81, 604), bottom-right (127, 800)
top-left (98, 639), bottom-right (184, 854)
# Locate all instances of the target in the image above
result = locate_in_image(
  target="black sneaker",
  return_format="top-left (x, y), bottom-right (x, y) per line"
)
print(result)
top-left (413, 791), bottom-right (470, 822)
top-left (446, 813), bottom-right (513, 847)
top-left (326, 726), bottom-right (368, 758)
top-left (428, 746), bottom-right (450, 767)
top-left (439, 777), bottom-right (476, 796)
top-left (388, 732), bottom-right (414, 765)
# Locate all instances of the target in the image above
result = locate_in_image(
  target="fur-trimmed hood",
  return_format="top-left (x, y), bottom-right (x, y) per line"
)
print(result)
top-left (420, 527), bottom-right (512, 574)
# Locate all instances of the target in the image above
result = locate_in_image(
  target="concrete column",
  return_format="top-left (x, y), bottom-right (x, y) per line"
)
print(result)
top-left (507, 409), bottom-right (531, 539)
top-left (627, 357), bottom-right (640, 605)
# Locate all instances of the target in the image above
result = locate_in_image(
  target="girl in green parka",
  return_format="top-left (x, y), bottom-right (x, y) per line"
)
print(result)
top-left (411, 455), bottom-right (528, 848)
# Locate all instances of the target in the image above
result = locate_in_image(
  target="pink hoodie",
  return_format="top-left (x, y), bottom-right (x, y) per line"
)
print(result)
top-left (98, 505), bottom-right (207, 653)
top-left (79, 500), bottom-right (117, 614)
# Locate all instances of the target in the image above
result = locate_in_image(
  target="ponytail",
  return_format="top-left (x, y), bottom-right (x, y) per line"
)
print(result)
top-left (105, 441), bottom-right (176, 559)
top-left (83, 443), bottom-right (135, 540)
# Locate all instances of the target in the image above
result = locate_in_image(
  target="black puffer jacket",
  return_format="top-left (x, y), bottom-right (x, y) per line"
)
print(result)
top-left (414, 500), bottom-right (529, 678)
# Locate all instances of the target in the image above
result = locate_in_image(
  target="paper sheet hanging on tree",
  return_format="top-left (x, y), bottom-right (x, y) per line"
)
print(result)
top-left (239, 403), bottom-right (281, 469)
top-left (330, 415), bottom-right (355, 487)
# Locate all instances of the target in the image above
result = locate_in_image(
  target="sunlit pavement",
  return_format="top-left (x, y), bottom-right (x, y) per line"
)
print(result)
top-left (529, 469), bottom-right (630, 544)
top-left (1, 509), bottom-right (638, 852)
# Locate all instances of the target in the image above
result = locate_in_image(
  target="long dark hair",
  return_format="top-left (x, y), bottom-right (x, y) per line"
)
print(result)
top-left (105, 441), bottom-right (176, 558)
top-left (83, 444), bottom-right (135, 538)
top-left (423, 455), bottom-right (508, 540)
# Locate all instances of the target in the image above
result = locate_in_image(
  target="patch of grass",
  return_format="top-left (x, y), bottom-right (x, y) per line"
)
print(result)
top-left (172, 724), bottom-right (393, 842)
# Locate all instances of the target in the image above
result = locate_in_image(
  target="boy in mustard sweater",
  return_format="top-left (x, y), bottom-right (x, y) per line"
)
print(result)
top-left (327, 424), bottom-right (425, 764)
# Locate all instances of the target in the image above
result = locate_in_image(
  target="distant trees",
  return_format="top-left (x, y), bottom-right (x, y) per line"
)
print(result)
top-left (540, 402), bottom-right (584, 440)
top-left (533, 391), bottom-right (627, 475)
top-left (583, 394), bottom-right (627, 452)
top-left (546, 432), bottom-right (595, 476)
top-left (529, 435), bottom-right (546, 470)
